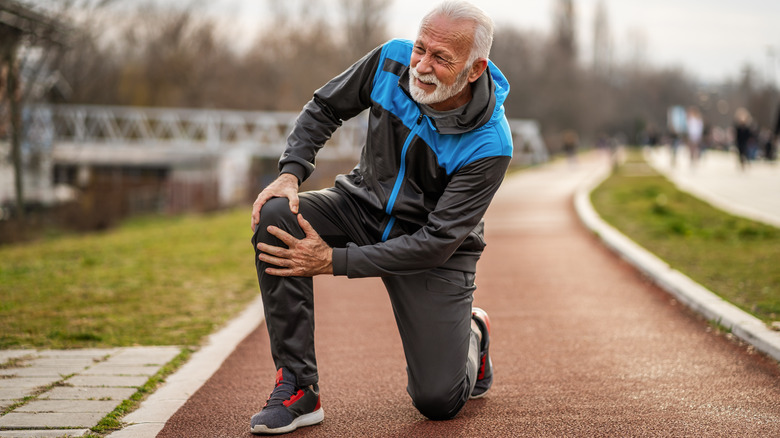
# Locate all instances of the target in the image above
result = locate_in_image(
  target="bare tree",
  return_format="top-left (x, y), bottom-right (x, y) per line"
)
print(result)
top-left (341, 0), bottom-right (392, 62)
top-left (553, 0), bottom-right (577, 62)
top-left (0, 0), bottom-right (77, 218)
top-left (591, 0), bottom-right (611, 78)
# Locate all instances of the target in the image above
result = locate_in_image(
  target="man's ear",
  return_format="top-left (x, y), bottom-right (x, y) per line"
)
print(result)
top-left (468, 58), bottom-right (489, 83)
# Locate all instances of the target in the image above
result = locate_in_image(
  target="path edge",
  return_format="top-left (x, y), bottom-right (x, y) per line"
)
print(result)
top-left (573, 162), bottom-right (780, 364)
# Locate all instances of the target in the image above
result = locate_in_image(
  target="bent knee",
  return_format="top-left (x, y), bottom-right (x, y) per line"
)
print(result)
top-left (252, 198), bottom-right (297, 244)
top-left (259, 197), bottom-right (296, 225)
top-left (411, 391), bottom-right (465, 421)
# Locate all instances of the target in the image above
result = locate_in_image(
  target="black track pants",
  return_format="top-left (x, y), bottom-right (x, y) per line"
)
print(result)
top-left (251, 188), bottom-right (481, 420)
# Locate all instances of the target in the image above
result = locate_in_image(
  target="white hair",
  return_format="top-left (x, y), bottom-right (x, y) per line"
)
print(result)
top-left (420, 0), bottom-right (494, 64)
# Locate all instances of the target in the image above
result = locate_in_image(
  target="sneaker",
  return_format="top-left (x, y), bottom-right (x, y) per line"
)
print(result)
top-left (470, 307), bottom-right (493, 399)
top-left (250, 367), bottom-right (324, 435)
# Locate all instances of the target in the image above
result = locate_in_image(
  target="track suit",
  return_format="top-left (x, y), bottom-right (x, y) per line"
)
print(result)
top-left (252, 38), bottom-right (512, 420)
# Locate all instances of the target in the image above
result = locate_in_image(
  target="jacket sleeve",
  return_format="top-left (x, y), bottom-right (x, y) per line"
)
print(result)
top-left (331, 155), bottom-right (512, 277)
top-left (278, 45), bottom-right (384, 182)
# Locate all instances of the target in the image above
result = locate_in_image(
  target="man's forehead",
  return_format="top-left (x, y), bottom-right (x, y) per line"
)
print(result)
top-left (417, 15), bottom-right (474, 55)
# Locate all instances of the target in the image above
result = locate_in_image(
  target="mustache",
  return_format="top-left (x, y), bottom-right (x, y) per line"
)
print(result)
top-left (410, 67), bottom-right (441, 86)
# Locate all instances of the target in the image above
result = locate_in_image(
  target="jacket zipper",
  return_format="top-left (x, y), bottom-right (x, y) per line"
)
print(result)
top-left (381, 113), bottom-right (425, 241)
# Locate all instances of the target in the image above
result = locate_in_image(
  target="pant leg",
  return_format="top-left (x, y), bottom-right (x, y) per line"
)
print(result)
top-left (252, 197), bottom-right (319, 386)
top-left (251, 189), bottom-right (376, 387)
top-left (383, 265), bottom-right (481, 420)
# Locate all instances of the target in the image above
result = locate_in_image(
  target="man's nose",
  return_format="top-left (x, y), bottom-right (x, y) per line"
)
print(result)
top-left (415, 54), bottom-right (434, 74)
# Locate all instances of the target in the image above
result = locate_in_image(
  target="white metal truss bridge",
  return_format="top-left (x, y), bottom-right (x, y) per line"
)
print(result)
top-left (24, 104), bottom-right (548, 165)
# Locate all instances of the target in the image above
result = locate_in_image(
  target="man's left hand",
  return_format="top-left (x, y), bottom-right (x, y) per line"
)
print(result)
top-left (256, 213), bottom-right (333, 277)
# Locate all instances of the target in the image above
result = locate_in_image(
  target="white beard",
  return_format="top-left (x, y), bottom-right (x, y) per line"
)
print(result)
top-left (408, 65), bottom-right (470, 106)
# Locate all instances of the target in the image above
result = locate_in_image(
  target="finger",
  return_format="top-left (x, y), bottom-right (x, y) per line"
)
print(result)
top-left (264, 266), bottom-right (296, 277)
top-left (251, 211), bottom-right (260, 232)
top-left (251, 194), bottom-right (270, 231)
top-left (266, 225), bottom-right (299, 248)
top-left (257, 252), bottom-right (292, 268)
top-left (250, 205), bottom-right (260, 231)
top-left (256, 242), bottom-right (289, 257)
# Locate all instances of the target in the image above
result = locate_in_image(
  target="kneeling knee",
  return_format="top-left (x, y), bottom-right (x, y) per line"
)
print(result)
top-left (412, 392), bottom-right (464, 421)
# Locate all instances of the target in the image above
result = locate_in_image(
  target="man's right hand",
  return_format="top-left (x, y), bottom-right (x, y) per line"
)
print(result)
top-left (251, 173), bottom-right (300, 231)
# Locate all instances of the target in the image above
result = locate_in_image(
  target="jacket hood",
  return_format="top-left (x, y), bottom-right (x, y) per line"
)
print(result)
top-left (398, 60), bottom-right (510, 135)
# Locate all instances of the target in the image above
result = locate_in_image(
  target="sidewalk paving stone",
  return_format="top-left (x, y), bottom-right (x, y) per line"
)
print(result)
top-left (36, 349), bottom-right (120, 359)
top-left (81, 364), bottom-right (159, 376)
top-left (40, 386), bottom-right (137, 401)
top-left (24, 358), bottom-right (98, 368)
top-left (0, 366), bottom-right (85, 377)
top-left (0, 389), bottom-right (25, 402)
top-left (0, 377), bottom-right (59, 390)
top-left (0, 347), bottom-right (181, 436)
top-left (0, 352), bottom-right (35, 364)
top-left (0, 411), bottom-right (105, 428)
top-left (104, 423), bottom-right (161, 438)
top-left (15, 399), bottom-right (119, 413)
top-left (65, 375), bottom-right (149, 388)
top-left (0, 429), bottom-right (90, 437)
top-left (106, 347), bottom-right (179, 366)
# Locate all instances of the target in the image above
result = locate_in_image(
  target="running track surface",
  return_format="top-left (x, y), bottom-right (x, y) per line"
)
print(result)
top-left (158, 152), bottom-right (780, 437)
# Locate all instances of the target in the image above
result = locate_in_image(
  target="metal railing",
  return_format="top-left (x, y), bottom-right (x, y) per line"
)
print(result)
top-left (24, 104), bottom-right (547, 163)
top-left (25, 104), bottom-right (367, 159)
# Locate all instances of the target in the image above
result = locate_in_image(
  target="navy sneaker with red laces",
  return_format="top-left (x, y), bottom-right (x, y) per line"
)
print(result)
top-left (250, 367), bottom-right (324, 435)
top-left (470, 307), bottom-right (493, 399)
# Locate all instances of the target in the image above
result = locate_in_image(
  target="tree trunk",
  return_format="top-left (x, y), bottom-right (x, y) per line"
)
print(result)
top-left (2, 29), bottom-right (24, 219)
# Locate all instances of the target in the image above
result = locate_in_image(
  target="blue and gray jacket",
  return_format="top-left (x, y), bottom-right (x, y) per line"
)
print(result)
top-left (279, 39), bottom-right (513, 278)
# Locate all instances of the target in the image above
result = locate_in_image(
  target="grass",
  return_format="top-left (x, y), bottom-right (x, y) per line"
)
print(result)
top-left (590, 148), bottom-right (780, 324)
top-left (0, 208), bottom-right (259, 349)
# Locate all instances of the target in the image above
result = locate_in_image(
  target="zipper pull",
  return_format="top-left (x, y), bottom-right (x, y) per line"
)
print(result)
top-left (416, 114), bottom-right (424, 125)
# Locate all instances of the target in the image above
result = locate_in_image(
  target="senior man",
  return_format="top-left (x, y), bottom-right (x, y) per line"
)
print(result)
top-left (249, 0), bottom-right (512, 434)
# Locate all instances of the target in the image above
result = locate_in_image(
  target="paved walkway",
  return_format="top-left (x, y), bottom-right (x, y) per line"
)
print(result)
top-left (645, 146), bottom-right (780, 228)
top-left (0, 347), bottom-right (179, 437)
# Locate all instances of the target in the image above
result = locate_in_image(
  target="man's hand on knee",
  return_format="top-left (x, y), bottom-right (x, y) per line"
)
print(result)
top-left (250, 173), bottom-right (300, 231)
top-left (257, 213), bottom-right (333, 277)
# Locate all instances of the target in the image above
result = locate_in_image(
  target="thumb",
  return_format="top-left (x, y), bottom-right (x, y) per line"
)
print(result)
top-left (297, 214), bottom-right (316, 237)
top-left (288, 193), bottom-right (299, 214)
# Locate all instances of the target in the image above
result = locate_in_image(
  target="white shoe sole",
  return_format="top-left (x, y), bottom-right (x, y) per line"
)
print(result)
top-left (250, 408), bottom-right (325, 435)
top-left (469, 357), bottom-right (493, 399)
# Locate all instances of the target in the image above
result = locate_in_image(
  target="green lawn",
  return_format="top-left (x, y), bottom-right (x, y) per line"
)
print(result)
top-left (590, 149), bottom-right (780, 324)
top-left (0, 209), bottom-right (259, 349)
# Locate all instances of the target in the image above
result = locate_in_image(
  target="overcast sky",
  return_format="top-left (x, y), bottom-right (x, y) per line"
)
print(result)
top-left (205, 0), bottom-right (780, 85)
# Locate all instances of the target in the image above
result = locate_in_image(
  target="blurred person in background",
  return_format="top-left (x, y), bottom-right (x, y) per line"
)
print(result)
top-left (667, 105), bottom-right (687, 168)
top-left (758, 128), bottom-right (773, 161)
top-left (770, 102), bottom-right (780, 162)
top-left (247, 0), bottom-right (509, 434)
top-left (686, 106), bottom-right (703, 167)
top-left (733, 107), bottom-right (755, 170)
top-left (562, 129), bottom-right (578, 166)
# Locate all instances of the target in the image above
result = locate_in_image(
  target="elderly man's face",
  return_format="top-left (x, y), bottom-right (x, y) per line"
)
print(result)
top-left (409, 14), bottom-right (477, 110)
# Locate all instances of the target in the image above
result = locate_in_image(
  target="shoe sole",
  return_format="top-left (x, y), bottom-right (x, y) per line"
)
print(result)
top-left (250, 408), bottom-right (325, 435)
top-left (470, 307), bottom-right (492, 399)
top-left (469, 358), bottom-right (493, 399)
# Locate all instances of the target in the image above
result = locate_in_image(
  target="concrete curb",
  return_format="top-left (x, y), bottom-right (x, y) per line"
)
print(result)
top-left (574, 162), bottom-right (780, 363)
top-left (106, 295), bottom-right (265, 438)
